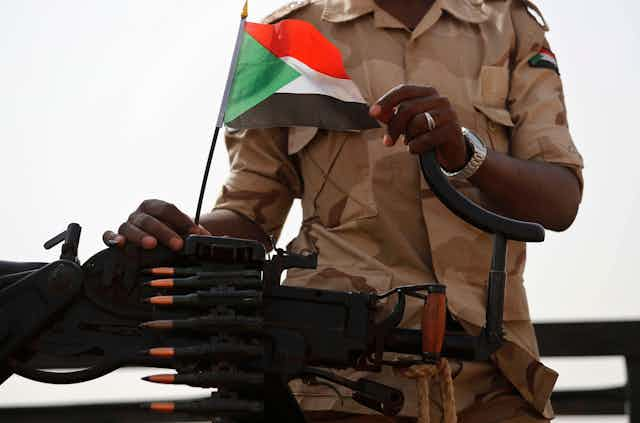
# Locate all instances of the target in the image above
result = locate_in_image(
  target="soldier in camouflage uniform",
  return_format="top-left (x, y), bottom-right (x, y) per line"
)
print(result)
top-left (106, 0), bottom-right (584, 421)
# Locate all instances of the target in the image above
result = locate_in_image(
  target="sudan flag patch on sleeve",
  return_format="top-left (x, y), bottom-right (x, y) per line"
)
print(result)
top-left (529, 47), bottom-right (560, 74)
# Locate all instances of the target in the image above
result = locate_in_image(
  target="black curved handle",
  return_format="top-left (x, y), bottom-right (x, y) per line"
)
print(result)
top-left (419, 151), bottom-right (545, 243)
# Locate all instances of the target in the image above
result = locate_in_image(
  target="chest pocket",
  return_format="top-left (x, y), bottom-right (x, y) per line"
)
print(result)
top-left (289, 127), bottom-right (382, 228)
top-left (473, 66), bottom-right (514, 154)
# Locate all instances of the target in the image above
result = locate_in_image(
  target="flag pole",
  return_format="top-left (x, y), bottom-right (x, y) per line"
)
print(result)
top-left (194, 1), bottom-right (248, 226)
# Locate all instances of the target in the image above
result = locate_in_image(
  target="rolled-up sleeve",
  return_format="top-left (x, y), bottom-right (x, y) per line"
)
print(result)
top-left (508, 2), bottom-right (584, 191)
top-left (214, 127), bottom-right (302, 240)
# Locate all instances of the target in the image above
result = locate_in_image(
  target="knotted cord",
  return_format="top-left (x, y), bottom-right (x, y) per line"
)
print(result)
top-left (396, 359), bottom-right (457, 423)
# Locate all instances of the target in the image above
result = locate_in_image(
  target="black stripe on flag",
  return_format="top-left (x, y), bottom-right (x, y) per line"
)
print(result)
top-left (225, 93), bottom-right (380, 131)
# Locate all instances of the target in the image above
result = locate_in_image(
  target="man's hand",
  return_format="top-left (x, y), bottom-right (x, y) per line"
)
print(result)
top-left (369, 84), bottom-right (468, 171)
top-left (369, 85), bottom-right (581, 231)
top-left (103, 199), bottom-right (210, 251)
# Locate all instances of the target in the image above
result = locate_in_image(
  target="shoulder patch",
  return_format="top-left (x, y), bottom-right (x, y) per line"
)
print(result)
top-left (529, 47), bottom-right (559, 74)
top-left (262, 0), bottom-right (312, 24)
top-left (519, 0), bottom-right (549, 31)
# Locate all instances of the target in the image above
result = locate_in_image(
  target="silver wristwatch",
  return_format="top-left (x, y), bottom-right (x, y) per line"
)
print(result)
top-left (441, 127), bottom-right (487, 180)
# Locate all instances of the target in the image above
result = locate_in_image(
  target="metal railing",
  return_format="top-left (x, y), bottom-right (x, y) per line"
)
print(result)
top-left (535, 321), bottom-right (640, 421)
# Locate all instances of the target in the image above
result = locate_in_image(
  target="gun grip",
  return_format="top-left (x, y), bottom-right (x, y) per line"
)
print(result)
top-left (421, 285), bottom-right (446, 360)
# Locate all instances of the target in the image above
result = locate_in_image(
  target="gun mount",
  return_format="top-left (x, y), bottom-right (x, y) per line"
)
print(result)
top-left (0, 151), bottom-right (546, 422)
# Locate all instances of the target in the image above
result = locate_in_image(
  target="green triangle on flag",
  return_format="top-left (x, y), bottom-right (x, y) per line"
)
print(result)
top-left (224, 33), bottom-right (300, 124)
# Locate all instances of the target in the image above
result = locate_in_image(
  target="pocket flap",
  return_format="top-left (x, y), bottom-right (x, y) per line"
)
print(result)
top-left (285, 266), bottom-right (392, 294)
top-left (479, 65), bottom-right (510, 107)
top-left (473, 103), bottom-right (515, 127)
top-left (288, 126), bottom-right (319, 155)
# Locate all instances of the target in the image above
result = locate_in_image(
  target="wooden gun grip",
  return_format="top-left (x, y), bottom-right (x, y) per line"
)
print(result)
top-left (421, 287), bottom-right (446, 359)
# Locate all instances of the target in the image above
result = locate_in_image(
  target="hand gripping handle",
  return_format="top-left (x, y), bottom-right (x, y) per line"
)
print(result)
top-left (419, 151), bottom-right (545, 242)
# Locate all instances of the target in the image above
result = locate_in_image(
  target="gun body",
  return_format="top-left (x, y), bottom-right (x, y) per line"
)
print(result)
top-left (0, 153), bottom-right (546, 422)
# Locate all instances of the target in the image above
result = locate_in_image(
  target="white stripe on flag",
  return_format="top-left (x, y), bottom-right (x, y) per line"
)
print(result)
top-left (539, 52), bottom-right (557, 65)
top-left (277, 56), bottom-right (367, 104)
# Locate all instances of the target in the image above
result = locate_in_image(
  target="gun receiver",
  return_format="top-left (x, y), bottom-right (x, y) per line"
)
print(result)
top-left (0, 232), bottom-right (516, 422)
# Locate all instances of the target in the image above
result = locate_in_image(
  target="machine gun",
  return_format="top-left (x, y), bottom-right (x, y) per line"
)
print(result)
top-left (0, 152), bottom-right (545, 422)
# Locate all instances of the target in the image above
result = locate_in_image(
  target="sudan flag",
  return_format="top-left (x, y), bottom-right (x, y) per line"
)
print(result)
top-left (223, 19), bottom-right (379, 131)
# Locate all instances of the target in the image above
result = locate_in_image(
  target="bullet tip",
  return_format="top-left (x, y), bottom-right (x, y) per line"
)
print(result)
top-left (142, 267), bottom-right (175, 276)
top-left (143, 374), bottom-right (175, 384)
top-left (147, 279), bottom-right (174, 288)
top-left (149, 296), bottom-right (174, 306)
top-left (149, 347), bottom-right (176, 358)
top-left (149, 402), bottom-right (175, 413)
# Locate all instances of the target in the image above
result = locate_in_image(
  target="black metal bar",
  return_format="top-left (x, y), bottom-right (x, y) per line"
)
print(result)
top-left (627, 355), bottom-right (640, 423)
top-left (485, 233), bottom-right (506, 345)
top-left (551, 387), bottom-right (627, 415)
top-left (384, 328), bottom-right (479, 361)
top-left (533, 321), bottom-right (640, 418)
top-left (535, 321), bottom-right (640, 356)
top-left (61, 223), bottom-right (82, 261)
top-left (0, 262), bottom-right (46, 278)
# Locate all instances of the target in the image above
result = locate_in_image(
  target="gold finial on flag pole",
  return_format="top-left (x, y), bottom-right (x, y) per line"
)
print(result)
top-left (241, 0), bottom-right (248, 19)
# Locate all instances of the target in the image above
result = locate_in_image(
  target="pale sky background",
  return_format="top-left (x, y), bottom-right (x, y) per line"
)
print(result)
top-left (1, 1), bottom-right (639, 421)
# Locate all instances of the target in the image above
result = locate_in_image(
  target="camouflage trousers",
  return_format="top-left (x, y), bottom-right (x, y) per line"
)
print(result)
top-left (301, 361), bottom-right (549, 423)
top-left (305, 396), bottom-right (548, 423)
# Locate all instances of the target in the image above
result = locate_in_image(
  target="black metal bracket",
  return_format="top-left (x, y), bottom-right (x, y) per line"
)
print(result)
top-left (44, 223), bottom-right (82, 262)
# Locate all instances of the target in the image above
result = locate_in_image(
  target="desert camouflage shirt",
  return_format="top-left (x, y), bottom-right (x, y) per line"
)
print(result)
top-left (215, 0), bottom-right (584, 418)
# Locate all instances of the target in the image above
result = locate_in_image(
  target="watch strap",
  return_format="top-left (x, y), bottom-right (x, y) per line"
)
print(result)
top-left (441, 128), bottom-right (488, 180)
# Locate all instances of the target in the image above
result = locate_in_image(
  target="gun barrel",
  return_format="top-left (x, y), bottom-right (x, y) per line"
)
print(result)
top-left (384, 328), bottom-right (480, 361)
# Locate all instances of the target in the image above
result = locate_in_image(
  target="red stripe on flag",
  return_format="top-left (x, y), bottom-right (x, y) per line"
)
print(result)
top-left (245, 20), bottom-right (350, 80)
top-left (540, 47), bottom-right (556, 59)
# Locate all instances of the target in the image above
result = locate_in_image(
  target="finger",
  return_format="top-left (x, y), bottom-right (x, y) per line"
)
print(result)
top-left (118, 222), bottom-right (157, 250)
top-left (196, 225), bottom-right (212, 236)
top-left (406, 107), bottom-right (458, 141)
top-left (184, 225), bottom-right (212, 236)
top-left (102, 230), bottom-right (125, 247)
top-left (139, 200), bottom-right (197, 235)
top-left (386, 96), bottom-right (450, 143)
top-left (407, 123), bottom-right (457, 155)
top-left (129, 213), bottom-right (184, 251)
top-left (370, 85), bottom-right (438, 123)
